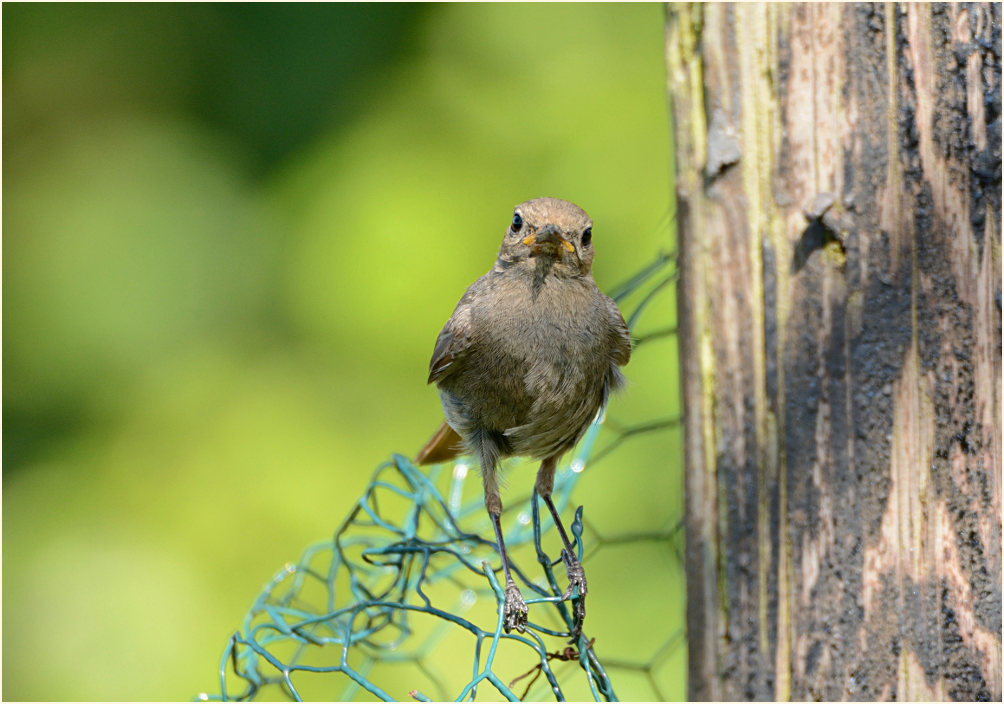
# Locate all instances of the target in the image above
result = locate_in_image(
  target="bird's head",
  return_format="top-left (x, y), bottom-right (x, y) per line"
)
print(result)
top-left (497, 197), bottom-right (595, 278)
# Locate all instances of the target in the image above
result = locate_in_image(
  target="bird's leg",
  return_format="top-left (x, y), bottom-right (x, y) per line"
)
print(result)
top-left (483, 454), bottom-right (527, 633)
top-left (535, 456), bottom-right (587, 637)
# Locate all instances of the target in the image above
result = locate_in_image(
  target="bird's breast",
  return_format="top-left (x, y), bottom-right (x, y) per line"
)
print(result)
top-left (437, 273), bottom-right (617, 460)
top-left (455, 277), bottom-right (609, 418)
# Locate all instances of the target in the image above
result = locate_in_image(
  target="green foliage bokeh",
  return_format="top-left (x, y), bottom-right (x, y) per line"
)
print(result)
top-left (3, 4), bottom-right (679, 700)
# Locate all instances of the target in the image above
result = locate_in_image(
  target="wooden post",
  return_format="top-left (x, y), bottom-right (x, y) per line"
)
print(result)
top-left (666, 3), bottom-right (1001, 700)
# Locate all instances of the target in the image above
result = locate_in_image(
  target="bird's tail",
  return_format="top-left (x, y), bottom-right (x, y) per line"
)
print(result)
top-left (415, 420), bottom-right (465, 465)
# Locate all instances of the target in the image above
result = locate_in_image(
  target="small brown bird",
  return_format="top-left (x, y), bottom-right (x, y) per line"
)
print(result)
top-left (416, 197), bottom-right (631, 635)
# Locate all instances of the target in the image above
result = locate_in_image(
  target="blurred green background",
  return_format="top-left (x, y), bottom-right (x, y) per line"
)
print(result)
top-left (3, 3), bottom-right (679, 701)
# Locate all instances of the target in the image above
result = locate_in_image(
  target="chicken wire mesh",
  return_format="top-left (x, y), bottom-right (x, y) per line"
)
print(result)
top-left (199, 241), bottom-right (684, 702)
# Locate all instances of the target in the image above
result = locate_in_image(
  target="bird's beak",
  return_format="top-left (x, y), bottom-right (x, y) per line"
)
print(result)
top-left (525, 224), bottom-right (574, 253)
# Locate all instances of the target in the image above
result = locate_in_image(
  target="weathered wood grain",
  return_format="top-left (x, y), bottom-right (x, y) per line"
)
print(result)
top-left (666, 3), bottom-right (1001, 700)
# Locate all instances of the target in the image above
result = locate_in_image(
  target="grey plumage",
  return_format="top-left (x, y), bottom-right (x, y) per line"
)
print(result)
top-left (419, 197), bottom-right (631, 636)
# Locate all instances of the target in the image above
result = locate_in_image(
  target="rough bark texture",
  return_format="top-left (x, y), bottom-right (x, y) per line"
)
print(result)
top-left (666, 3), bottom-right (1001, 701)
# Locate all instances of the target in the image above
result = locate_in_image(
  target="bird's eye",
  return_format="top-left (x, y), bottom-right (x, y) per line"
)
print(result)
top-left (582, 227), bottom-right (592, 246)
top-left (511, 212), bottom-right (523, 232)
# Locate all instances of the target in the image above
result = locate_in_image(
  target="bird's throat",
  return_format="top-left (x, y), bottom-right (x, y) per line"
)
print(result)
top-left (531, 255), bottom-right (554, 300)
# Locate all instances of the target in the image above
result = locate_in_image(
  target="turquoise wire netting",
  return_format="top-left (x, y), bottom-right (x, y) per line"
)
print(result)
top-left (200, 244), bottom-right (683, 702)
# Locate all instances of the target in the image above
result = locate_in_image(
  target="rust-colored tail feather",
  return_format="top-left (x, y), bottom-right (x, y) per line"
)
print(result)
top-left (415, 421), bottom-right (465, 465)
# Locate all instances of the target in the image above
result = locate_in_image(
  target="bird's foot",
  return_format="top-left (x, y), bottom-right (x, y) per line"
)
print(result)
top-left (561, 549), bottom-right (587, 639)
top-left (561, 549), bottom-right (588, 600)
top-left (503, 578), bottom-right (528, 633)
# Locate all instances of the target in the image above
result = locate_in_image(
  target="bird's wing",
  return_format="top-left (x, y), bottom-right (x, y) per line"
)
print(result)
top-left (427, 301), bottom-right (474, 384)
top-left (604, 294), bottom-right (632, 366)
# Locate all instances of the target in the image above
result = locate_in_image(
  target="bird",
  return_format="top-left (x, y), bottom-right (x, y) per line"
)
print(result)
top-left (415, 197), bottom-right (631, 636)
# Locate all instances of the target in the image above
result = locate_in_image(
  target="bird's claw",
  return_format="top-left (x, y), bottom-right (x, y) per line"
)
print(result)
top-left (503, 579), bottom-right (528, 633)
top-left (561, 549), bottom-right (588, 600)
top-left (561, 549), bottom-right (588, 639)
